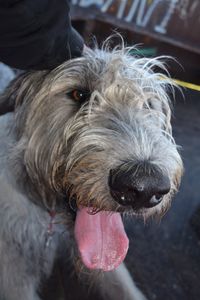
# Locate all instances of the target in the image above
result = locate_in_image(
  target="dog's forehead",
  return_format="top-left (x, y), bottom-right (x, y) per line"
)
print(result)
top-left (81, 50), bottom-right (138, 90)
top-left (85, 50), bottom-right (128, 76)
top-left (82, 49), bottom-right (159, 90)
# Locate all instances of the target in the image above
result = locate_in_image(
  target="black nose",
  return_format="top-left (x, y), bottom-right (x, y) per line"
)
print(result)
top-left (109, 162), bottom-right (170, 210)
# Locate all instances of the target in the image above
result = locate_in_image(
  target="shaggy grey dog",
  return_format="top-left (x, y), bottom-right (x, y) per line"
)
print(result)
top-left (0, 45), bottom-right (183, 300)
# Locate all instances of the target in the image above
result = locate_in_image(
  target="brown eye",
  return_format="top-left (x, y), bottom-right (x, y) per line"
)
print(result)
top-left (68, 89), bottom-right (90, 103)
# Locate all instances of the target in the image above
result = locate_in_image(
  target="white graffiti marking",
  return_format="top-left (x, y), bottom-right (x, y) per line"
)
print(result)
top-left (126, 0), bottom-right (177, 34)
top-left (137, 0), bottom-right (163, 26)
top-left (116, 0), bottom-right (128, 19)
top-left (155, 0), bottom-right (178, 34)
top-left (136, 0), bottom-right (147, 25)
top-left (73, 0), bottom-right (178, 35)
top-left (101, 0), bottom-right (114, 13)
top-left (125, 0), bottom-right (140, 22)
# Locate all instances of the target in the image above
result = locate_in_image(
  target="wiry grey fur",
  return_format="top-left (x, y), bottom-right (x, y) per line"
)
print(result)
top-left (0, 44), bottom-right (183, 300)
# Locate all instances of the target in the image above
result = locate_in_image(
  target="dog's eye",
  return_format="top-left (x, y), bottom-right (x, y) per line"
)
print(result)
top-left (68, 89), bottom-right (90, 103)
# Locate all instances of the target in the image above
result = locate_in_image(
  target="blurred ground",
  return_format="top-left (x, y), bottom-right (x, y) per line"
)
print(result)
top-left (0, 64), bottom-right (200, 300)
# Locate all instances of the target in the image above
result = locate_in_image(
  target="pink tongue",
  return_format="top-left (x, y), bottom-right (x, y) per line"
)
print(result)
top-left (74, 208), bottom-right (129, 271)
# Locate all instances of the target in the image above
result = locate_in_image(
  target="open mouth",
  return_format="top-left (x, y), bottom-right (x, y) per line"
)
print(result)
top-left (68, 188), bottom-right (162, 272)
top-left (68, 197), bottom-right (129, 272)
top-left (74, 207), bottom-right (129, 272)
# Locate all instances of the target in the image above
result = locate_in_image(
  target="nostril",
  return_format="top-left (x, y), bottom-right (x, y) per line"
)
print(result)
top-left (155, 194), bottom-right (163, 200)
top-left (155, 186), bottom-right (171, 199)
top-left (148, 195), bottom-right (163, 207)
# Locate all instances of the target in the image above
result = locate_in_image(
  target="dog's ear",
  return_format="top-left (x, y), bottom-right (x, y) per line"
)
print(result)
top-left (0, 71), bottom-right (49, 115)
top-left (0, 72), bottom-right (32, 115)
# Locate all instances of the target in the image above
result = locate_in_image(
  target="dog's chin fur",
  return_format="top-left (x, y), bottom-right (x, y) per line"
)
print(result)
top-left (0, 42), bottom-right (183, 300)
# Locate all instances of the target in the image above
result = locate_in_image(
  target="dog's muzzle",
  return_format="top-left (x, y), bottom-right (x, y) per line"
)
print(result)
top-left (109, 162), bottom-right (170, 210)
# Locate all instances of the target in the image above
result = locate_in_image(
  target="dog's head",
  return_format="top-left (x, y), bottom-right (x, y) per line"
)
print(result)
top-left (4, 45), bottom-right (183, 271)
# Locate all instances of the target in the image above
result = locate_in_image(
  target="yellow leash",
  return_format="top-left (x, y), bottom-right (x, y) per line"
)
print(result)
top-left (173, 79), bottom-right (200, 92)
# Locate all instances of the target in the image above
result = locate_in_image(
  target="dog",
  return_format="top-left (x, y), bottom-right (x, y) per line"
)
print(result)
top-left (0, 44), bottom-right (183, 300)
